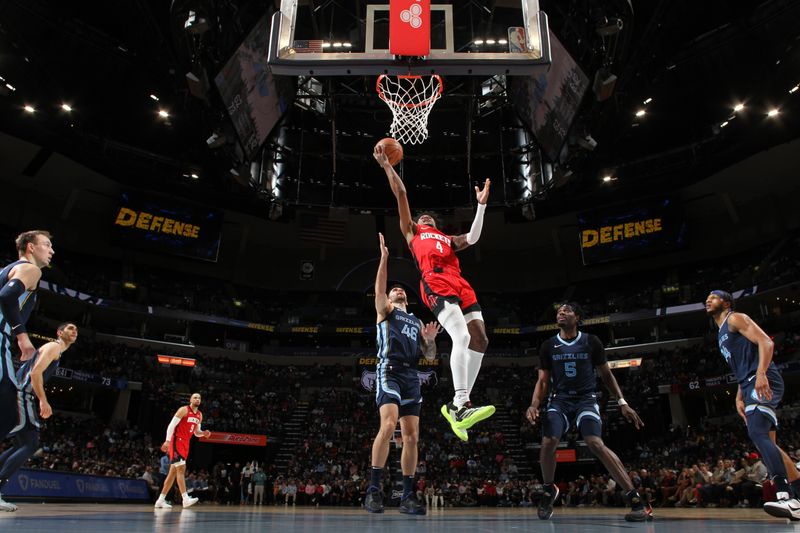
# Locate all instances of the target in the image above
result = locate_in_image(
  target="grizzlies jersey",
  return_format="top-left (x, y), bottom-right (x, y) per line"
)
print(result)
top-left (718, 314), bottom-right (778, 386)
top-left (17, 345), bottom-right (62, 395)
top-left (539, 332), bottom-right (607, 396)
top-left (0, 259), bottom-right (37, 335)
top-left (376, 307), bottom-right (421, 367)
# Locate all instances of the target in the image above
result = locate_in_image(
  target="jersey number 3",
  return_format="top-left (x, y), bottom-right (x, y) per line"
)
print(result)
top-left (401, 325), bottom-right (418, 341)
top-left (564, 361), bottom-right (576, 378)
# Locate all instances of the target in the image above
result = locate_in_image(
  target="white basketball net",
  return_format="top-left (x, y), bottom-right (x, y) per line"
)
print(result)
top-left (377, 75), bottom-right (443, 145)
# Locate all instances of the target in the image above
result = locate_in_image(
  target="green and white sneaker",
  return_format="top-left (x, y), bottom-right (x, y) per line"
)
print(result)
top-left (441, 401), bottom-right (495, 435)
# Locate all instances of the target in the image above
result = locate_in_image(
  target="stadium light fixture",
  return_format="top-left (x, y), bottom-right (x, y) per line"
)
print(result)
top-left (635, 109), bottom-right (646, 117)
top-left (643, 97), bottom-right (653, 104)
top-left (733, 103), bottom-right (745, 112)
top-left (23, 105), bottom-right (35, 113)
top-left (790, 84), bottom-right (799, 94)
top-left (61, 103), bottom-right (73, 112)
top-left (767, 108), bottom-right (779, 117)
top-left (150, 94), bottom-right (159, 101)
top-left (158, 109), bottom-right (170, 118)
top-left (474, 39), bottom-right (484, 45)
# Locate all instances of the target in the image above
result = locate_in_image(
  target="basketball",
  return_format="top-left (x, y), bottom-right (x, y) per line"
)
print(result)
top-left (377, 137), bottom-right (403, 166)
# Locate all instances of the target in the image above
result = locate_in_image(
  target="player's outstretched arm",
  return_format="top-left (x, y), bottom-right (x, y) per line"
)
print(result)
top-left (374, 233), bottom-right (393, 322)
top-left (452, 179), bottom-right (490, 251)
top-left (374, 145), bottom-right (415, 242)
top-left (728, 312), bottom-right (774, 402)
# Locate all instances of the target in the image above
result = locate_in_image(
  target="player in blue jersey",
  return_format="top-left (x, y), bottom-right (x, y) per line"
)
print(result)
top-left (527, 303), bottom-right (651, 522)
top-left (706, 290), bottom-right (800, 520)
top-left (0, 322), bottom-right (77, 511)
top-left (0, 231), bottom-right (54, 442)
top-left (365, 233), bottom-right (439, 516)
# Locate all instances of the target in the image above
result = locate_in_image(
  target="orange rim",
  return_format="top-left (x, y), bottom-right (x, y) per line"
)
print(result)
top-left (376, 74), bottom-right (443, 109)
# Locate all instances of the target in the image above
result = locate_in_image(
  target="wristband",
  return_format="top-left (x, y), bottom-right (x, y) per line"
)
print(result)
top-left (617, 398), bottom-right (628, 406)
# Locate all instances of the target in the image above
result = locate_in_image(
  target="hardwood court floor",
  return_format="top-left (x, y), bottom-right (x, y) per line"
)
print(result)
top-left (0, 504), bottom-right (797, 532)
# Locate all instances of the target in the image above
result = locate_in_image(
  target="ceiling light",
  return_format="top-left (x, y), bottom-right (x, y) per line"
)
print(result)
top-left (486, 39), bottom-right (496, 45)
top-left (190, 173), bottom-right (199, 179)
top-left (498, 39), bottom-right (508, 44)
top-left (332, 42), bottom-right (342, 48)
top-left (158, 109), bottom-right (170, 118)
top-left (6, 83), bottom-right (16, 92)
top-left (61, 103), bottom-right (73, 112)
top-left (720, 121), bottom-right (729, 128)
top-left (790, 85), bottom-right (799, 94)
top-left (767, 108), bottom-right (779, 117)
top-left (602, 175), bottom-right (612, 182)
top-left (643, 97), bottom-right (653, 104)
top-left (23, 105), bottom-right (35, 113)
top-left (343, 42), bottom-right (352, 48)
top-left (733, 103), bottom-right (744, 112)
top-left (150, 94), bottom-right (159, 101)
top-left (474, 39), bottom-right (484, 45)
top-left (322, 42), bottom-right (331, 48)
top-left (635, 109), bottom-right (646, 117)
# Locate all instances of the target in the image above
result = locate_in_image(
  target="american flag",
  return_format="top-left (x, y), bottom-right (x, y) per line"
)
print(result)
top-left (292, 40), bottom-right (324, 53)
top-left (298, 212), bottom-right (346, 245)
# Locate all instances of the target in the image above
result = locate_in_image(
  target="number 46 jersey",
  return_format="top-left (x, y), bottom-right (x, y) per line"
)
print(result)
top-left (376, 307), bottom-right (421, 368)
top-left (538, 332), bottom-right (607, 396)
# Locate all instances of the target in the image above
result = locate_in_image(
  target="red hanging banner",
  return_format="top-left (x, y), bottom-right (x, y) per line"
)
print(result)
top-left (389, 0), bottom-right (431, 56)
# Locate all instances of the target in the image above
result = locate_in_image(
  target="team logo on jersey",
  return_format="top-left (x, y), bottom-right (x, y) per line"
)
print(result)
top-left (427, 294), bottom-right (439, 309)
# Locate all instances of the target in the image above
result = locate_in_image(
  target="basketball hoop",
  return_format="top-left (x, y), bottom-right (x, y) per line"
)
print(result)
top-left (376, 74), bottom-right (443, 145)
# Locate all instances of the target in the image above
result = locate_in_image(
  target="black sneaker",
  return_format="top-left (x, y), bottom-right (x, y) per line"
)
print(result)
top-left (624, 491), bottom-right (654, 522)
top-left (399, 493), bottom-right (426, 516)
top-left (365, 489), bottom-right (384, 513)
top-left (538, 484), bottom-right (559, 520)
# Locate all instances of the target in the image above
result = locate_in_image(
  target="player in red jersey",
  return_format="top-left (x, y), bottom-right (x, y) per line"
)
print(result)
top-left (374, 145), bottom-right (495, 442)
top-left (154, 393), bottom-right (210, 509)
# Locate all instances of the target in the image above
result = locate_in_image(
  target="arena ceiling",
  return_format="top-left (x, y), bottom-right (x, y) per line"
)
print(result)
top-left (0, 0), bottom-right (799, 220)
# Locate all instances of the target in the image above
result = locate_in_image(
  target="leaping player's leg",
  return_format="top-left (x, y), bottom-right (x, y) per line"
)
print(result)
top-left (465, 316), bottom-right (488, 394)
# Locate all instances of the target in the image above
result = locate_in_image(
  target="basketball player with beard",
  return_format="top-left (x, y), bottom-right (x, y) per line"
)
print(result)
top-left (365, 233), bottom-right (439, 515)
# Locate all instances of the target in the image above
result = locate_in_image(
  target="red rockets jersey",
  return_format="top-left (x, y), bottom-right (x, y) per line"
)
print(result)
top-left (175, 406), bottom-right (202, 442)
top-left (409, 224), bottom-right (461, 275)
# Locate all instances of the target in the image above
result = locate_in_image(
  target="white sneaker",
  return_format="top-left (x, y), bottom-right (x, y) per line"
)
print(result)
top-left (763, 496), bottom-right (800, 521)
top-left (0, 496), bottom-right (17, 512)
top-left (154, 499), bottom-right (173, 509)
top-left (182, 496), bottom-right (199, 508)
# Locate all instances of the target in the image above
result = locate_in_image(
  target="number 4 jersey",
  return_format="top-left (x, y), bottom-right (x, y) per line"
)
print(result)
top-left (538, 332), bottom-right (607, 396)
top-left (376, 307), bottom-right (421, 368)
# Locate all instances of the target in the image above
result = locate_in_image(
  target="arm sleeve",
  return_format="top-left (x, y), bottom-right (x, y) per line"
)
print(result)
top-left (589, 335), bottom-right (607, 366)
top-left (538, 342), bottom-right (552, 370)
top-left (465, 203), bottom-right (487, 245)
top-left (0, 279), bottom-right (27, 334)
top-left (193, 420), bottom-right (204, 437)
top-left (165, 416), bottom-right (181, 441)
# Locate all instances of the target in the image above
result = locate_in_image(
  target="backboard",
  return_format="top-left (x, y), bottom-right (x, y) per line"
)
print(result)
top-left (267, 0), bottom-right (551, 77)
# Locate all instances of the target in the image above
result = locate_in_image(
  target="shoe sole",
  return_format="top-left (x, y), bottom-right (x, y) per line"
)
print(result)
top-left (763, 502), bottom-right (800, 520)
top-left (440, 405), bottom-right (469, 441)
top-left (454, 405), bottom-right (496, 430)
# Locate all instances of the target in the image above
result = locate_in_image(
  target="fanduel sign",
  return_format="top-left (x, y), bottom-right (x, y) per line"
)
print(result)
top-left (3, 469), bottom-right (149, 501)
